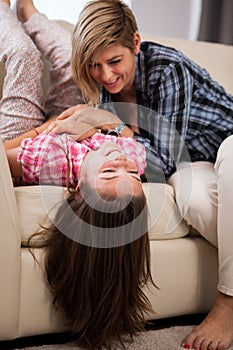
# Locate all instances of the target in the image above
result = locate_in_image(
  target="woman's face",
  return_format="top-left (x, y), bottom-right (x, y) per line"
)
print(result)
top-left (78, 142), bottom-right (143, 198)
top-left (88, 34), bottom-right (140, 95)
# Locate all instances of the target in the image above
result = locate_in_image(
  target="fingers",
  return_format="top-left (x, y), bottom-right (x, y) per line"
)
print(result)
top-left (56, 104), bottom-right (88, 120)
top-left (46, 118), bottom-right (98, 140)
top-left (46, 120), bottom-right (69, 134)
top-left (56, 105), bottom-right (121, 134)
top-left (45, 121), bottom-right (53, 134)
top-left (47, 105), bottom-right (122, 137)
top-left (74, 123), bottom-right (99, 141)
top-left (70, 128), bottom-right (98, 141)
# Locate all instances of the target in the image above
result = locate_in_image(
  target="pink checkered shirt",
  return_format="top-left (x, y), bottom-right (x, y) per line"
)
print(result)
top-left (18, 132), bottom-right (146, 187)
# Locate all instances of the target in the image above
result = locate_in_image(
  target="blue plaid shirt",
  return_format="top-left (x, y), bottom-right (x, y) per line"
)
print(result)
top-left (100, 41), bottom-right (233, 181)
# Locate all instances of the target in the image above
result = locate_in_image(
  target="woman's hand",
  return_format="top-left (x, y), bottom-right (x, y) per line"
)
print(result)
top-left (46, 105), bottom-right (97, 139)
top-left (46, 119), bottom-right (99, 141)
top-left (60, 106), bottom-right (121, 131)
top-left (56, 104), bottom-right (89, 121)
top-left (46, 105), bottom-right (134, 139)
top-left (71, 107), bottom-right (134, 137)
top-left (47, 106), bottom-right (121, 134)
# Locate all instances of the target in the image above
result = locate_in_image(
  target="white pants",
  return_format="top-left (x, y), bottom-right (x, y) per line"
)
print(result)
top-left (168, 135), bottom-right (233, 296)
top-left (0, 4), bottom-right (82, 142)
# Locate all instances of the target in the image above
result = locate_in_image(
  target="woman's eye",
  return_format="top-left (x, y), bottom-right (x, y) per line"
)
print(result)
top-left (102, 169), bottom-right (115, 173)
top-left (128, 171), bottom-right (138, 174)
top-left (110, 59), bottom-right (121, 65)
top-left (89, 63), bottom-right (99, 68)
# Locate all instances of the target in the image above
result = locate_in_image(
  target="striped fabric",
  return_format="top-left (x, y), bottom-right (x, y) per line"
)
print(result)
top-left (101, 41), bottom-right (233, 179)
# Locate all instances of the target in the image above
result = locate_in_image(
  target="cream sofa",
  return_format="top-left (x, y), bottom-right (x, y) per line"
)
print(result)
top-left (0, 23), bottom-right (233, 341)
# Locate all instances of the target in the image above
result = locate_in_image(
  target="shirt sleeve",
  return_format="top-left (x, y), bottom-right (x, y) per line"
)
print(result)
top-left (18, 133), bottom-right (89, 187)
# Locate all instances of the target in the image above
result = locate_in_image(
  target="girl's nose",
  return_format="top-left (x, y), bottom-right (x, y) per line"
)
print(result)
top-left (114, 154), bottom-right (127, 161)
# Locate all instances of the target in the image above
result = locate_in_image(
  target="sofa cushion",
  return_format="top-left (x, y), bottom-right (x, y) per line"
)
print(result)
top-left (143, 183), bottom-right (189, 240)
top-left (15, 186), bottom-right (68, 247)
top-left (15, 183), bottom-right (189, 247)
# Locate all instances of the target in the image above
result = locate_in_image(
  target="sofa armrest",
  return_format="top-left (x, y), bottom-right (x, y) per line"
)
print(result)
top-left (0, 138), bottom-right (21, 339)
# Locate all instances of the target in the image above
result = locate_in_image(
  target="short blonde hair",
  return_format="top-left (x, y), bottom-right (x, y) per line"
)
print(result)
top-left (72, 0), bottom-right (138, 105)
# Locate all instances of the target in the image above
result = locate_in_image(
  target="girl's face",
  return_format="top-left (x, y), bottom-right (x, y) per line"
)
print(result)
top-left (78, 142), bottom-right (143, 198)
top-left (88, 34), bottom-right (140, 95)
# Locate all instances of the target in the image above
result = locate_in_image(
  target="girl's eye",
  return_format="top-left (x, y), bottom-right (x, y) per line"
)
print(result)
top-left (102, 169), bottom-right (116, 173)
top-left (128, 171), bottom-right (138, 174)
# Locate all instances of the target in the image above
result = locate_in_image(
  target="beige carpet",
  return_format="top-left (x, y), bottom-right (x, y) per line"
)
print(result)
top-left (11, 325), bottom-right (233, 350)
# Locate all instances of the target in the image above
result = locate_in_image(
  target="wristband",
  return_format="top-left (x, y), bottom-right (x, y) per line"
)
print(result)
top-left (33, 128), bottom-right (39, 136)
top-left (107, 121), bottom-right (126, 137)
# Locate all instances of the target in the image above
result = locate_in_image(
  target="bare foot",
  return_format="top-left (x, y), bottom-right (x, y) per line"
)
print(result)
top-left (16, 0), bottom-right (38, 22)
top-left (182, 292), bottom-right (233, 350)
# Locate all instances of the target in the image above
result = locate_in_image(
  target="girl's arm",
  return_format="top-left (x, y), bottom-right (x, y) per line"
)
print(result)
top-left (4, 116), bottom-right (57, 179)
top-left (6, 147), bottom-right (22, 178)
top-left (4, 129), bottom-right (40, 151)
top-left (4, 115), bottom-right (57, 150)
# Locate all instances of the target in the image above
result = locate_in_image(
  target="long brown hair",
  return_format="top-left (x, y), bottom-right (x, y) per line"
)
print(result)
top-left (41, 183), bottom-right (154, 349)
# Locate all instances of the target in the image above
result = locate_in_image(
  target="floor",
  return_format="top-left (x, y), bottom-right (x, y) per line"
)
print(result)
top-left (0, 314), bottom-right (206, 350)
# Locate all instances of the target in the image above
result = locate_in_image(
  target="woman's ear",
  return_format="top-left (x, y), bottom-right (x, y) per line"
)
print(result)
top-left (134, 32), bottom-right (141, 54)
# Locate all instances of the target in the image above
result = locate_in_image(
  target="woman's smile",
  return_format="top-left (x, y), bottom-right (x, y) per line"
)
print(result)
top-left (89, 44), bottom-right (137, 95)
